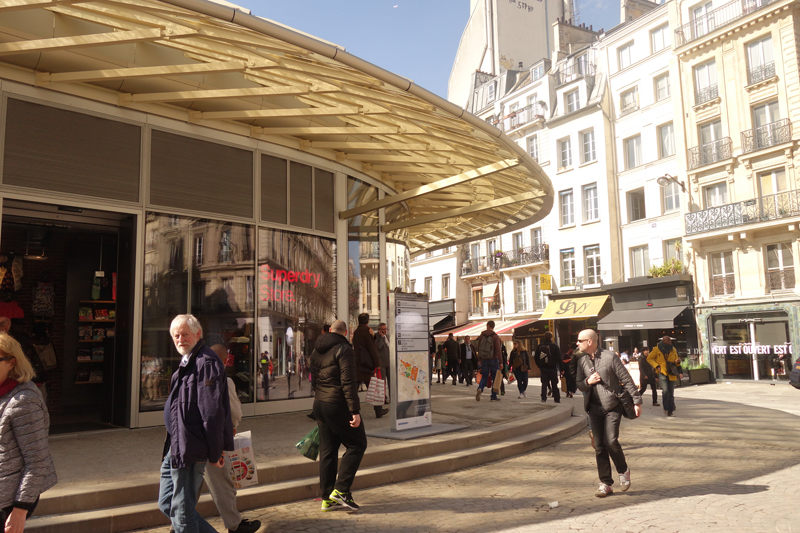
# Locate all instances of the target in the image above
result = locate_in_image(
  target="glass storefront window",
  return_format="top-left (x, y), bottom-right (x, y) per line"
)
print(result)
top-left (256, 228), bottom-right (336, 402)
top-left (709, 311), bottom-right (792, 380)
top-left (347, 177), bottom-right (380, 329)
top-left (141, 213), bottom-right (255, 412)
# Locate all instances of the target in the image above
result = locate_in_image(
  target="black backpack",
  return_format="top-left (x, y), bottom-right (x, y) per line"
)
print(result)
top-left (789, 357), bottom-right (800, 389)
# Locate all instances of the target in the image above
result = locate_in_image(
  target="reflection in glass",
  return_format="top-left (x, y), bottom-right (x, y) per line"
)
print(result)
top-left (347, 177), bottom-right (380, 330)
top-left (141, 213), bottom-right (255, 412)
top-left (256, 228), bottom-right (336, 402)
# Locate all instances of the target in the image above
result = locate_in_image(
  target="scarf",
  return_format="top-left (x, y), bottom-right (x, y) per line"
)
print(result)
top-left (0, 378), bottom-right (19, 398)
top-left (657, 342), bottom-right (672, 355)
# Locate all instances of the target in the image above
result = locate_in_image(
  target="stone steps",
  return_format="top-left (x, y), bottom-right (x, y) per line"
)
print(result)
top-left (27, 406), bottom-right (586, 533)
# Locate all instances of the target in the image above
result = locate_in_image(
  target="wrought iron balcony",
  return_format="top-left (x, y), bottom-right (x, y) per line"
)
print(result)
top-left (685, 188), bottom-right (800, 235)
top-left (674, 0), bottom-right (780, 47)
top-left (557, 62), bottom-right (596, 86)
top-left (710, 274), bottom-right (735, 297)
top-left (499, 244), bottom-right (549, 269)
top-left (502, 104), bottom-right (545, 131)
top-left (487, 302), bottom-right (502, 315)
top-left (695, 84), bottom-right (719, 106)
top-left (688, 137), bottom-right (731, 169)
top-left (461, 255), bottom-right (502, 276)
top-left (741, 119), bottom-right (791, 154)
top-left (747, 61), bottom-right (776, 85)
top-left (470, 306), bottom-right (484, 316)
top-left (515, 302), bottom-right (528, 313)
top-left (768, 269), bottom-right (796, 291)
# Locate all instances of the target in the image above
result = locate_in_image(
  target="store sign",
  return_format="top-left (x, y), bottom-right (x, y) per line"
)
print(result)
top-left (622, 323), bottom-right (644, 329)
top-left (711, 343), bottom-right (793, 356)
top-left (540, 274), bottom-right (552, 291)
top-left (259, 264), bottom-right (321, 302)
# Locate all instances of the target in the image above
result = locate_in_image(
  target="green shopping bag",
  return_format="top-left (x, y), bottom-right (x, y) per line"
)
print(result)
top-left (295, 426), bottom-right (320, 461)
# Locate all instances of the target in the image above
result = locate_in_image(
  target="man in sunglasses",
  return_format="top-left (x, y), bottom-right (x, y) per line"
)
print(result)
top-left (575, 329), bottom-right (641, 498)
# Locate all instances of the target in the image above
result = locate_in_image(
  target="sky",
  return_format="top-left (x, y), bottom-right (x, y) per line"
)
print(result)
top-left (235, 1), bottom-right (621, 100)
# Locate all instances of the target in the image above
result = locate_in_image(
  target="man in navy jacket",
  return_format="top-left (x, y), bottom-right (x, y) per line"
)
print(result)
top-left (158, 314), bottom-right (233, 533)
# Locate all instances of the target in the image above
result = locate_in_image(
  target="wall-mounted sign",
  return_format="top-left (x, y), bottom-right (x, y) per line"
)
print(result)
top-left (540, 274), bottom-right (552, 291)
top-left (711, 343), bottom-right (793, 356)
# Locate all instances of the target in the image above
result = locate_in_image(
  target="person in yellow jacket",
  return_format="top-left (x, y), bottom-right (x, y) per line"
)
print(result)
top-left (647, 336), bottom-right (683, 417)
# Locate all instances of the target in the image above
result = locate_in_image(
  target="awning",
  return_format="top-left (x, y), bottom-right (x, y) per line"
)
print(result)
top-left (597, 306), bottom-right (689, 331)
top-left (539, 295), bottom-right (609, 320)
top-left (429, 315), bottom-right (454, 332)
top-left (434, 319), bottom-right (534, 341)
top-left (482, 282), bottom-right (499, 302)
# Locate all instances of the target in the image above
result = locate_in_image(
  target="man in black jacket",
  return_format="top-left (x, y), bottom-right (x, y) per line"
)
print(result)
top-left (310, 319), bottom-right (366, 512)
top-left (352, 313), bottom-right (388, 418)
top-left (533, 331), bottom-right (563, 403)
top-left (443, 333), bottom-right (460, 386)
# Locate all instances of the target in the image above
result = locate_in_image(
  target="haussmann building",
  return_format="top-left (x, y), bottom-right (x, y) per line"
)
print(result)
top-left (0, 0), bottom-right (553, 432)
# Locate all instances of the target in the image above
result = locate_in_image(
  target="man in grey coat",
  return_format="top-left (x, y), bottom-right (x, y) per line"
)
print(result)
top-left (576, 329), bottom-right (642, 498)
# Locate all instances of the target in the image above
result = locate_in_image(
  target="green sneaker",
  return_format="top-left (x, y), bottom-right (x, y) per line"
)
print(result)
top-left (330, 489), bottom-right (360, 511)
top-left (321, 498), bottom-right (340, 512)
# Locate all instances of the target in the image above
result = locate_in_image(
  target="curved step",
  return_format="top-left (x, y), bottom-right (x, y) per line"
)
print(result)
top-left (26, 414), bottom-right (587, 533)
top-left (37, 404), bottom-right (576, 516)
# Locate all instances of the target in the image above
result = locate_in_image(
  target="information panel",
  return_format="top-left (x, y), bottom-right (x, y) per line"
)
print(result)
top-left (389, 292), bottom-right (431, 431)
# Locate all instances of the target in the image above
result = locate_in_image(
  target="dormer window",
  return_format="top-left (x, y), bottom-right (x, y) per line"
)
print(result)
top-left (487, 82), bottom-right (496, 102)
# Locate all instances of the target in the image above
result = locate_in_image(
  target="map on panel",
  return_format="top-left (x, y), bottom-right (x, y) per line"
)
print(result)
top-left (397, 352), bottom-right (429, 402)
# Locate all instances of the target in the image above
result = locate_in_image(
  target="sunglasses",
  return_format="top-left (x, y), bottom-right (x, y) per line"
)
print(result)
top-left (577, 338), bottom-right (590, 343)
top-left (0, 356), bottom-right (14, 362)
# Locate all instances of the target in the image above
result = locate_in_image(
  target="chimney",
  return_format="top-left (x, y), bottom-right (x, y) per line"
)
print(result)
top-left (518, 62), bottom-right (523, 69)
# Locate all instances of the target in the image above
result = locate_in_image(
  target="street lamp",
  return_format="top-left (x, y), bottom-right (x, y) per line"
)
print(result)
top-left (656, 173), bottom-right (686, 192)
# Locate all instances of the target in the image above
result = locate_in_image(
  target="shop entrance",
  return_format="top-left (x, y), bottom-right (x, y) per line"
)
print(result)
top-left (709, 311), bottom-right (792, 381)
top-left (1, 200), bottom-right (136, 433)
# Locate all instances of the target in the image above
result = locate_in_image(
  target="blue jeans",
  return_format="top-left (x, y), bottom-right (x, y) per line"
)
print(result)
top-left (158, 451), bottom-right (216, 533)
top-left (658, 374), bottom-right (676, 413)
top-left (478, 359), bottom-right (499, 400)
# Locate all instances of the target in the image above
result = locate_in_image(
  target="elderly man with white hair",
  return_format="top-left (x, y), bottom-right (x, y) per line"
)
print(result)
top-left (157, 314), bottom-right (234, 533)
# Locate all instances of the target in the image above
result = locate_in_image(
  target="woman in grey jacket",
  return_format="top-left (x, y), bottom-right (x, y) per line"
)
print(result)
top-left (0, 332), bottom-right (57, 533)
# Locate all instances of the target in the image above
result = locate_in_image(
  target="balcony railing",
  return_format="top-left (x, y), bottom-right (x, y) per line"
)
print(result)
top-left (471, 306), bottom-right (484, 316)
top-left (685, 188), bottom-right (800, 235)
top-left (695, 84), bottom-right (719, 105)
top-left (557, 62), bottom-right (596, 86)
top-left (688, 137), bottom-right (731, 169)
top-left (747, 61), bottom-right (776, 85)
top-left (486, 302), bottom-right (501, 315)
top-left (461, 255), bottom-right (502, 276)
top-left (741, 119), bottom-right (791, 154)
top-left (768, 269), bottom-right (796, 291)
top-left (710, 274), bottom-right (735, 297)
top-left (218, 250), bottom-right (234, 263)
top-left (499, 244), bottom-right (549, 269)
top-left (502, 104), bottom-right (545, 131)
top-left (675, 0), bottom-right (780, 46)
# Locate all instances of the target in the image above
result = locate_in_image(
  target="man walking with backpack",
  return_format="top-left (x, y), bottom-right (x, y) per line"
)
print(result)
top-left (534, 331), bottom-right (562, 403)
top-left (475, 321), bottom-right (502, 402)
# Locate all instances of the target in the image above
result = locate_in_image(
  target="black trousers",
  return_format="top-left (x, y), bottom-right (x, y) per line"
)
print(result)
top-left (444, 361), bottom-right (459, 384)
top-left (313, 400), bottom-right (367, 499)
top-left (587, 402), bottom-right (627, 486)
top-left (540, 368), bottom-right (560, 401)
top-left (639, 378), bottom-right (658, 404)
top-left (461, 358), bottom-right (475, 384)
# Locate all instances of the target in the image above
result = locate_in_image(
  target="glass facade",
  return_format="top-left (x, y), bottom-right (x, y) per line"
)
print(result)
top-left (347, 177), bottom-right (380, 329)
top-left (256, 228), bottom-right (336, 402)
top-left (709, 311), bottom-right (792, 380)
top-left (141, 213), bottom-right (255, 411)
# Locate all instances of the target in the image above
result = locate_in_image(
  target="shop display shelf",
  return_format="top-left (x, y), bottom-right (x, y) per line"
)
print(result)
top-left (74, 381), bottom-right (103, 385)
top-left (78, 319), bottom-right (116, 323)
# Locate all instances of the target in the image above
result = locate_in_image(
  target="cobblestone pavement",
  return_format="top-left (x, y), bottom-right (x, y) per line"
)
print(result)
top-left (135, 382), bottom-right (800, 533)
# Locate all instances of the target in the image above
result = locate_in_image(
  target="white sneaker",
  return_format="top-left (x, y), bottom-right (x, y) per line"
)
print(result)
top-left (523, 392), bottom-right (527, 398)
top-left (595, 483), bottom-right (613, 498)
top-left (518, 394), bottom-right (524, 398)
top-left (619, 469), bottom-right (631, 491)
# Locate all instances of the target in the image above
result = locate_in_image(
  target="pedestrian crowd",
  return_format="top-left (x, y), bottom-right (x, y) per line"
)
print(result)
top-left (0, 307), bottom-right (691, 533)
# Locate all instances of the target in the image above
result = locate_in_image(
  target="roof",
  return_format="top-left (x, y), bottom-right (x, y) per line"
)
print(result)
top-left (0, 0), bottom-right (553, 256)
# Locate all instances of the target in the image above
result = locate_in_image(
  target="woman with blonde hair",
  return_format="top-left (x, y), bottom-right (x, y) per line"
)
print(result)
top-left (0, 332), bottom-right (57, 533)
